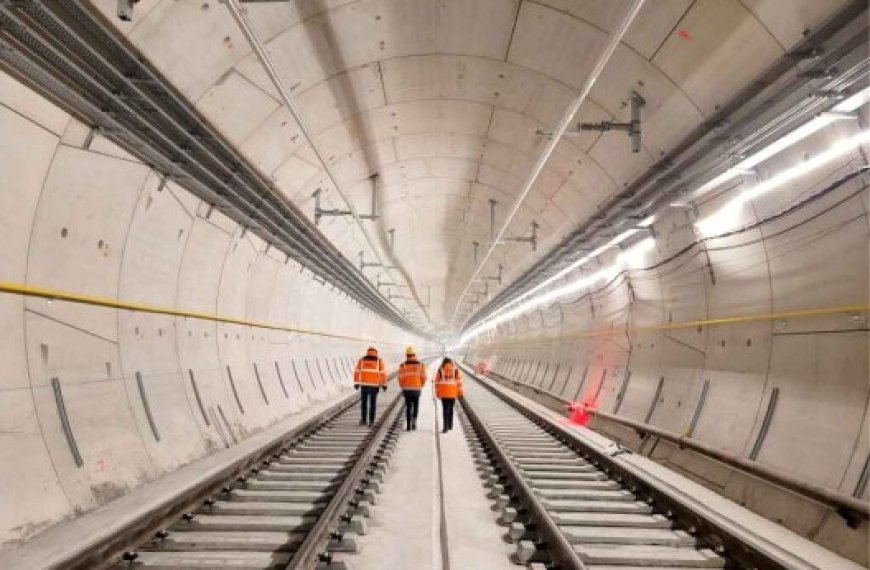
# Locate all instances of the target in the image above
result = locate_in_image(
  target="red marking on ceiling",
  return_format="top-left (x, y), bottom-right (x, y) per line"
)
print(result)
top-left (677, 29), bottom-right (693, 41)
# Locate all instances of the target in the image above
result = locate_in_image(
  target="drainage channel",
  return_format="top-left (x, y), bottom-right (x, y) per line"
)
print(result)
top-left (113, 395), bottom-right (403, 569)
top-left (458, 366), bottom-right (791, 569)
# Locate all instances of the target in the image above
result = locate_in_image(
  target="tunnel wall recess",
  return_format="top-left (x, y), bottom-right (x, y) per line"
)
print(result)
top-left (0, 69), bottom-right (413, 549)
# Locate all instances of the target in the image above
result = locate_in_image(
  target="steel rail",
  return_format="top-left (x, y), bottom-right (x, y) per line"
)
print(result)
top-left (484, 369), bottom-right (870, 524)
top-left (285, 388), bottom-right (403, 568)
top-left (0, 1), bottom-right (417, 331)
top-left (288, 356), bottom-right (435, 567)
top-left (29, 393), bottom-right (360, 570)
top-left (451, 0), bottom-right (646, 324)
top-left (460, 364), bottom-right (798, 569)
top-left (459, 382), bottom-right (587, 569)
top-left (463, 0), bottom-right (869, 330)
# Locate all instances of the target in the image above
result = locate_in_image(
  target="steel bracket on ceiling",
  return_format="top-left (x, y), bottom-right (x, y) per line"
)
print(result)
top-left (502, 221), bottom-right (539, 251)
top-left (484, 264), bottom-right (503, 286)
top-left (358, 251), bottom-right (381, 271)
top-left (116, 0), bottom-right (139, 22)
top-left (313, 188), bottom-right (378, 226)
top-left (578, 91), bottom-right (646, 153)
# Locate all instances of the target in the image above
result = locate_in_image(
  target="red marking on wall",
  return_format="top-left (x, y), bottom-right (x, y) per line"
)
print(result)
top-left (677, 29), bottom-right (692, 41)
top-left (97, 459), bottom-right (107, 472)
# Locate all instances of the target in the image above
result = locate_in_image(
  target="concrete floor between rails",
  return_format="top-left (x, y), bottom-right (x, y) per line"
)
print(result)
top-left (346, 381), bottom-right (514, 570)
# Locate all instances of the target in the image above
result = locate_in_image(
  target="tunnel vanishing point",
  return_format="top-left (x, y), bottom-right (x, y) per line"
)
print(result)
top-left (0, 1), bottom-right (868, 569)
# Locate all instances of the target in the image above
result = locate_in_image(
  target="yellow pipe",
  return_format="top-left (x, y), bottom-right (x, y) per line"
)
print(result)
top-left (0, 281), bottom-right (404, 345)
top-left (475, 303), bottom-right (870, 348)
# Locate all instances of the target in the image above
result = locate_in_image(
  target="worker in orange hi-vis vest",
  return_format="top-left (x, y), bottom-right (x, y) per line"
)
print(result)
top-left (397, 346), bottom-right (427, 431)
top-left (434, 357), bottom-right (463, 433)
top-left (354, 347), bottom-right (387, 426)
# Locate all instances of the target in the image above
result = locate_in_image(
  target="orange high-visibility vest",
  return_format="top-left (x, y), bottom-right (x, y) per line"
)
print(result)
top-left (354, 357), bottom-right (386, 387)
top-left (398, 359), bottom-right (427, 390)
top-left (435, 364), bottom-right (462, 399)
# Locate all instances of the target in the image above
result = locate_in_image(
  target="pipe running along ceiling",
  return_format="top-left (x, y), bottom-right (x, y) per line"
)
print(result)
top-left (25, 0), bottom-right (868, 337)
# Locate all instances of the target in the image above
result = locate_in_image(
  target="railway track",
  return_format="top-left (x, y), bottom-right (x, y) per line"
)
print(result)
top-left (109, 392), bottom-right (403, 570)
top-left (458, 364), bottom-right (793, 570)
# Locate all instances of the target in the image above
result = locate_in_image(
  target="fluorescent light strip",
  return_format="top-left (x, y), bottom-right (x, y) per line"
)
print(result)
top-left (690, 114), bottom-right (852, 200)
top-left (697, 129), bottom-right (870, 236)
top-left (687, 85), bottom-right (869, 202)
top-left (459, 89), bottom-right (870, 346)
top-left (483, 228), bottom-right (640, 323)
top-left (460, 237), bottom-right (655, 344)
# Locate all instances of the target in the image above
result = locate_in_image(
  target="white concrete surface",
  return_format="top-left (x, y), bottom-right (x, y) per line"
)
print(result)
top-left (0, 70), bottom-right (410, 551)
top-left (350, 383), bottom-right (442, 570)
top-left (351, 382), bottom-right (514, 570)
top-left (473, 371), bottom-right (865, 570)
top-left (86, 0), bottom-right (849, 325)
top-left (0, 390), bottom-right (355, 570)
top-left (0, 0), bottom-right (866, 566)
top-left (440, 399), bottom-right (516, 569)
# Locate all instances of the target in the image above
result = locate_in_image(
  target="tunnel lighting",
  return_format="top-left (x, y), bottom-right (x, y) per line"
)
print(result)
top-left (487, 228), bottom-right (640, 324)
top-left (696, 130), bottom-right (870, 237)
top-left (690, 111), bottom-right (857, 201)
top-left (832, 85), bottom-right (870, 113)
top-left (459, 236), bottom-right (656, 345)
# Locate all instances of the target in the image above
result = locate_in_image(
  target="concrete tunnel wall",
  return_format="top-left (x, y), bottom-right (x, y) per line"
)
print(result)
top-left (467, 112), bottom-right (870, 563)
top-left (0, 69), bottom-right (415, 549)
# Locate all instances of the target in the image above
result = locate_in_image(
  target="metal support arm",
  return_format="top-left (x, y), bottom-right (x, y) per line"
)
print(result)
top-left (502, 221), bottom-right (539, 251)
top-left (313, 182), bottom-right (379, 226)
top-left (579, 91), bottom-right (646, 153)
top-left (358, 251), bottom-right (381, 270)
top-left (484, 264), bottom-right (503, 286)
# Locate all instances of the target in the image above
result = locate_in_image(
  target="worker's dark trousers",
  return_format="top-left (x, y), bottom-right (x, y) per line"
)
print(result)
top-left (403, 390), bottom-right (421, 427)
top-left (441, 398), bottom-right (456, 431)
top-left (360, 386), bottom-right (379, 424)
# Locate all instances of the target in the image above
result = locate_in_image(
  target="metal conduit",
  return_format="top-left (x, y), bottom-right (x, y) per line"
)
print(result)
top-left (451, 0), bottom-right (646, 324)
top-left (464, 0), bottom-right (869, 331)
top-left (224, 0), bottom-right (431, 325)
top-left (0, 1), bottom-right (418, 332)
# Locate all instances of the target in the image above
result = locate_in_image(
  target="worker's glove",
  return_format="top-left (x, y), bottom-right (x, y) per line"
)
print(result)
top-left (381, 386), bottom-right (387, 392)
top-left (354, 385), bottom-right (360, 391)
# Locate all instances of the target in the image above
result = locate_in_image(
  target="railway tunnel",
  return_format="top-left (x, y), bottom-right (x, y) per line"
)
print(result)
top-left (0, 0), bottom-right (867, 568)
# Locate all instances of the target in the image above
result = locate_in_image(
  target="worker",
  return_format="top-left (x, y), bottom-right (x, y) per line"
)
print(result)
top-left (397, 346), bottom-right (427, 431)
top-left (434, 357), bottom-right (463, 433)
top-left (354, 347), bottom-right (387, 426)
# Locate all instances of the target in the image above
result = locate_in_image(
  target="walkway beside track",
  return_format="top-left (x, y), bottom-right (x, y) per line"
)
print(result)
top-left (349, 382), bottom-right (514, 570)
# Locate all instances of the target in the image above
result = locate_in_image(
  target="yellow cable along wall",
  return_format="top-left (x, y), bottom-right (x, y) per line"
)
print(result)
top-left (0, 281), bottom-right (406, 345)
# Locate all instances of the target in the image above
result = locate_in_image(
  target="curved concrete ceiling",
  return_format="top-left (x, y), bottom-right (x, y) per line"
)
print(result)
top-left (90, 0), bottom-right (849, 328)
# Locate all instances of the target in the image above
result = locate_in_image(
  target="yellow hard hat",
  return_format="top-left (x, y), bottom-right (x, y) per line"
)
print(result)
top-left (405, 346), bottom-right (416, 356)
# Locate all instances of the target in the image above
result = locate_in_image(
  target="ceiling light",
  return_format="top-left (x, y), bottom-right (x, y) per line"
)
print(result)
top-left (690, 111), bottom-right (856, 200)
top-left (696, 130), bottom-right (870, 237)
top-left (637, 215), bottom-right (655, 228)
top-left (832, 85), bottom-right (870, 112)
top-left (459, 235), bottom-right (656, 345)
